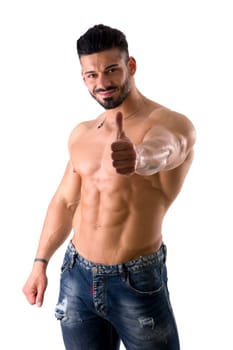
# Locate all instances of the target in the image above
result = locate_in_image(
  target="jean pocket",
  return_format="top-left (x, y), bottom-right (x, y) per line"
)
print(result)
top-left (126, 265), bottom-right (163, 295)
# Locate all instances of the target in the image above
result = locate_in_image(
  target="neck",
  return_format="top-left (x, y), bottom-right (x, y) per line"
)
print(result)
top-left (97, 93), bottom-right (145, 129)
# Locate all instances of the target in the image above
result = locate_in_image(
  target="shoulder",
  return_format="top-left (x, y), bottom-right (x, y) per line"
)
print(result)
top-left (143, 98), bottom-right (195, 130)
top-left (149, 105), bottom-right (192, 126)
top-left (144, 104), bottom-right (196, 149)
top-left (68, 110), bottom-right (107, 141)
top-left (68, 119), bottom-right (95, 147)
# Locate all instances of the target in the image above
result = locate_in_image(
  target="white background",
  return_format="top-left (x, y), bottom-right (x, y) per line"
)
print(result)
top-left (0, 0), bottom-right (232, 349)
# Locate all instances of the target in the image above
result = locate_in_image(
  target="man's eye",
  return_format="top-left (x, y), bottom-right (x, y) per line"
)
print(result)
top-left (106, 69), bottom-right (116, 74)
top-left (87, 74), bottom-right (97, 79)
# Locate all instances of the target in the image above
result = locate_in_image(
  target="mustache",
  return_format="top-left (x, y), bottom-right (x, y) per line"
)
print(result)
top-left (94, 86), bottom-right (118, 93)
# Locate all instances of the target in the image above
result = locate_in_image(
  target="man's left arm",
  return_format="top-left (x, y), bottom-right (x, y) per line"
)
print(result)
top-left (111, 112), bottom-right (196, 176)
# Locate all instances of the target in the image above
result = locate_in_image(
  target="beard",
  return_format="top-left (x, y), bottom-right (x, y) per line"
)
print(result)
top-left (90, 76), bottom-right (131, 110)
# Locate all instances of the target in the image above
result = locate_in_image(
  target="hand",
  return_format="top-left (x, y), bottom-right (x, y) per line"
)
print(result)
top-left (111, 112), bottom-right (137, 176)
top-left (22, 268), bottom-right (48, 307)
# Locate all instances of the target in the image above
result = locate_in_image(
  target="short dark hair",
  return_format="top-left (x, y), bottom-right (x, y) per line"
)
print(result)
top-left (77, 24), bottom-right (129, 60)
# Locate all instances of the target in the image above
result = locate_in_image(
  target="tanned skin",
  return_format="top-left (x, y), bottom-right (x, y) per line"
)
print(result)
top-left (23, 48), bottom-right (196, 307)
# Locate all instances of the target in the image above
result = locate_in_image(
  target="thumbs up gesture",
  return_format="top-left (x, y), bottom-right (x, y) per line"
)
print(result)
top-left (111, 112), bottom-right (137, 176)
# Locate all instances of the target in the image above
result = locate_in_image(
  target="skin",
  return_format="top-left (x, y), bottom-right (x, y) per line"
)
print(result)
top-left (23, 48), bottom-right (196, 307)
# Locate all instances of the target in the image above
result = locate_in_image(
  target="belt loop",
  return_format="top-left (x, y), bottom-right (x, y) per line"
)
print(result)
top-left (70, 250), bottom-right (77, 268)
top-left (121, 264), bottom-right (128, 282)
top-left (162, 244), bottom-right (167, 263)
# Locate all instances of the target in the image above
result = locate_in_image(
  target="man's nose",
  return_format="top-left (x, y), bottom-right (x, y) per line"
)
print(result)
top-left (96, 73), bottom-right (110, 88)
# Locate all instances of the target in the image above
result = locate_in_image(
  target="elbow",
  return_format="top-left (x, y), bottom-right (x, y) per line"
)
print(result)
top-left (66, 199), bottom-right (79, 215)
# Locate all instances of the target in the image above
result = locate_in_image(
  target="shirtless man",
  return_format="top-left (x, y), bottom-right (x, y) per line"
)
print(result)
top-left (23, 24), bottom-right (196, 350)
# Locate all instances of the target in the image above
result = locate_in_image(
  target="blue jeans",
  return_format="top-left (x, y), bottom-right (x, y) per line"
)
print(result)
top-left (55, 241), bottom-right (180, 350)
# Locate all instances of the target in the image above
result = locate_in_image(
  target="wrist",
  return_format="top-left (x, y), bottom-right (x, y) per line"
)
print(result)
top-left (34, 258), bottom-right (49, 265)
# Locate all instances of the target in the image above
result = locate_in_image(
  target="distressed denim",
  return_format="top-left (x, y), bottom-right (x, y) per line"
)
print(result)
top-left (55, 241), bottom-right (180, 350)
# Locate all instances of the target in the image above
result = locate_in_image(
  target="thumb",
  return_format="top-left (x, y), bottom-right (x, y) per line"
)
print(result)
top-left (116, 112), bottom-right (126, 140)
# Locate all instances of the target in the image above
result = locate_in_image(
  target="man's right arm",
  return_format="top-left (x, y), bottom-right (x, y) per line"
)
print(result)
top-left (23, 160), bottom-right (81, 306)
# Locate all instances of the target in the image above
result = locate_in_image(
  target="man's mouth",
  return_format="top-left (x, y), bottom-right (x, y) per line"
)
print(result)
top-left (100, 90), bottom-right (116, 98)
top-left (94, 87), bottom-right (118, 98)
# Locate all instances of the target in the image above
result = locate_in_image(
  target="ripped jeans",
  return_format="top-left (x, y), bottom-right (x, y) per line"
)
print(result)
top-left (55, 241), bottom-right (180, 350)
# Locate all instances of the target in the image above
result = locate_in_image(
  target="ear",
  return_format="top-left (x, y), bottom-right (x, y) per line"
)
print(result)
top-left (81, 70), bottom-right (86, 84)
top-left (128, 56), bottom-right (137, 75)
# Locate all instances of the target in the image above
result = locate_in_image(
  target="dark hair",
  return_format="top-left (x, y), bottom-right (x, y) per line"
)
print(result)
top-left (77, 24), bottom-right (129, 60)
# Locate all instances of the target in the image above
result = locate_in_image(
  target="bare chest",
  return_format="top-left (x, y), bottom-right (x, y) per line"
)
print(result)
top-left (70, 125), bottom-right (145, 178)
top-left (71, 138), bottom-right (112, 178)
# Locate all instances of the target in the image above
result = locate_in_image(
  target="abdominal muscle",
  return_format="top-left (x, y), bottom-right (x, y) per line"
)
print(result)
top-left (71, 174), bottom-right (165, 264)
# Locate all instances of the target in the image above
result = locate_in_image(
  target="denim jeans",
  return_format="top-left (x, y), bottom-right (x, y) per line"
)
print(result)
top-left (55, 241), bottom-right (180, 350)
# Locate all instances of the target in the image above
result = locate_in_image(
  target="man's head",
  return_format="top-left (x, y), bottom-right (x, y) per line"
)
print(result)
top-left (77, 25), bottom-right (136, 110)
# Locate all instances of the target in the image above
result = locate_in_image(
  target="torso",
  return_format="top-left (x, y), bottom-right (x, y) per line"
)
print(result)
top-left (69, 99), bottom-right (194, 264)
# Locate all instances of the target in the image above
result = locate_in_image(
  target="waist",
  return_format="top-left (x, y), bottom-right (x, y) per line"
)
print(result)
top-left (67, 240), bottom-right (167, 274)
top-left (72, 223), bottom-right (163, 264)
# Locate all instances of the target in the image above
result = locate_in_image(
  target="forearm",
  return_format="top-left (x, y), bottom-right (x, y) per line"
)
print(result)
top-left (135, 142), bottom-right (172, 176)
top-left (35, 198), bottom-right (76, 263)
top-left (135, 131), bottom-right (186, 176)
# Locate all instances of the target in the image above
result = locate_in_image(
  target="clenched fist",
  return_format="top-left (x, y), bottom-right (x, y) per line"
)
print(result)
top-left (111, 112), bottom-right (137, 176)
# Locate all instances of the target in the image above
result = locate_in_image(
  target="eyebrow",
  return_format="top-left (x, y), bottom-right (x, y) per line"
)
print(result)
top-left (84, 64), bottom-right (119, 76)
